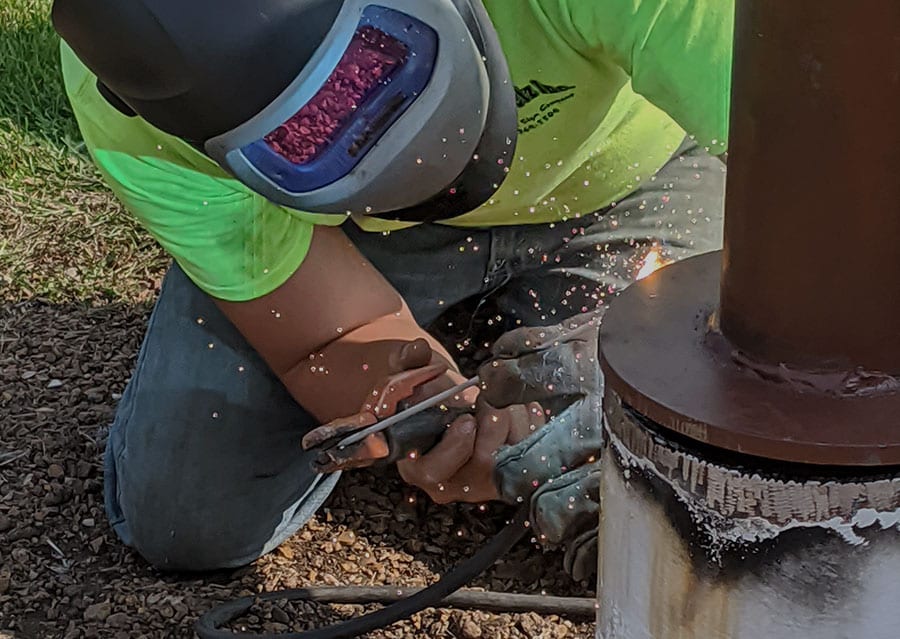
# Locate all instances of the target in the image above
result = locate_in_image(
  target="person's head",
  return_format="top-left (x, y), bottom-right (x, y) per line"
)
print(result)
top-left (53, 0), bottom-right (517, 222)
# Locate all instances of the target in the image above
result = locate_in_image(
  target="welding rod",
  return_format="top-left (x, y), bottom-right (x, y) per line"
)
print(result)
top-left (335, 375), bottom-right (482, 448)
top-left (335, 314), bottom-right (601, 449)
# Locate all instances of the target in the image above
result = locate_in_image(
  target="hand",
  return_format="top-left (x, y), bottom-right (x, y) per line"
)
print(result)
top-left (476, 311), bottom-right (603, 499)
top-left (302, 338), bottom-right (477, 471)
top-left (476, 312), bottom-right (604, 581)
top-left (478, 311), bottom-right (601, 410)
top-left (531, 461), bottom-right (601, 582)
top-left (397, 399), bottom-right (545, 504)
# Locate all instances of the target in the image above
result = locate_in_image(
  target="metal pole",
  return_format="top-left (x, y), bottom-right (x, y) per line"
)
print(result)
top-left (596, 2), bottom-right (900, 637)
top-left (721, 0), bottom-right (900, 373)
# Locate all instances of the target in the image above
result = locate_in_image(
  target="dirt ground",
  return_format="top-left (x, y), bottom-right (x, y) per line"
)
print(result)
top-left (0, 299), bottom-right (596, 638)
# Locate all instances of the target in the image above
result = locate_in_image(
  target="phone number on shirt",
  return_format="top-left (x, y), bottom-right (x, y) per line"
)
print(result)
top-left (517, 93), bottom-right (575, 134)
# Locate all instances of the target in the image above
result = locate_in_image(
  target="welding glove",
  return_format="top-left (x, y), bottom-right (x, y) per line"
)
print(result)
top-left (531, 460), bottom-right (601, 582)
top-left (477, 311), bottom-right (603, 581)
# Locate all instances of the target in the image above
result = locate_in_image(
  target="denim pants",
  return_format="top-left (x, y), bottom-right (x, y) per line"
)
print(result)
top-left (104, 140), bottom-right (725, 570)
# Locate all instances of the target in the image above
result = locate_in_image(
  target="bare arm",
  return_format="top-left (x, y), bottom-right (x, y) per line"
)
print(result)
top-left (215, 225), bottom-right (463, 422)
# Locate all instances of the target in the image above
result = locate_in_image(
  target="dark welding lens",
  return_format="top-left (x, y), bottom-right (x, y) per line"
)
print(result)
top-left (237, 8), bottom-right (436, 194)
top-left (263, 25), bottom-right (409, 165)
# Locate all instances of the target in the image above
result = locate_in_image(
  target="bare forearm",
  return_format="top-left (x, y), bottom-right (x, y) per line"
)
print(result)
top-left (214, 225), bottom-right (464, 423)
top-left (280, 306), bottom-right (459, 422)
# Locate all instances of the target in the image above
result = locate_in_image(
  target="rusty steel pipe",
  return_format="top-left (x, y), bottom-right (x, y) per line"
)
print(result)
top-left (597, 2), bottom-right (900, 637)
top-left (721, 1), bottom-right (900, 373)
top-left (598, 0), bottom-right (900, 467)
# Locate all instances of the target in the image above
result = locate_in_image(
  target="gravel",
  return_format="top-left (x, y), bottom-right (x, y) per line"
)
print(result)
top-left (0, 300), bottom-right (596, 638)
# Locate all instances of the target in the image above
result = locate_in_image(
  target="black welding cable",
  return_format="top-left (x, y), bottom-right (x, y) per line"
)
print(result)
top-left (194, 505), bottom-right (594, 638)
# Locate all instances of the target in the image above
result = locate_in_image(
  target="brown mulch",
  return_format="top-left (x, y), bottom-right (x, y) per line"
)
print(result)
top-left (0, 300), bottom-right (595, 639)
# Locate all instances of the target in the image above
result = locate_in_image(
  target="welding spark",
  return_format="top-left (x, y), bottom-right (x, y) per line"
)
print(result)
top-left (636, 248), bottom-right (670, 280)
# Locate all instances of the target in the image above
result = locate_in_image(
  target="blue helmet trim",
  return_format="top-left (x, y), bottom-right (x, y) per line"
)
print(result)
top-left (238, 6), bottom-right (437, 194)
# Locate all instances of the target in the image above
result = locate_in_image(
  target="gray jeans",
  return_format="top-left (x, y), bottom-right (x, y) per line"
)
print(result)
top-left (104, 140), bottom-right (724, 571)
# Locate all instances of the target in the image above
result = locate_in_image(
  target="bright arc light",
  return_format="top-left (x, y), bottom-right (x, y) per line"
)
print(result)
top-left (636, 249), bottom-right (670, 280)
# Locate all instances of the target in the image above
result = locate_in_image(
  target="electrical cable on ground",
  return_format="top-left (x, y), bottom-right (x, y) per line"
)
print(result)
top-left (194, 505), bottom-right (596, 638)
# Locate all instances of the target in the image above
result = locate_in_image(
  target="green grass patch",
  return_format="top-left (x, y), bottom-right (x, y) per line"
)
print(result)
top-left (0, 0), bottom-right (167, 304)
top-left (0, 0), bottom-right (84, 175)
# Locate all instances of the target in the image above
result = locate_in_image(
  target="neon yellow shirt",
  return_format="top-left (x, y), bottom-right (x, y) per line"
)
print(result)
top-left (61, 0), bottom-right (733, 301)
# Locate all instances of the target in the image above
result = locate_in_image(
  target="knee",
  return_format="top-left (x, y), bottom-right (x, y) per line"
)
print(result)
top-left (111, 466), bottom-right (326, 572)
top-left (125, 507), bottom-right (267, 572)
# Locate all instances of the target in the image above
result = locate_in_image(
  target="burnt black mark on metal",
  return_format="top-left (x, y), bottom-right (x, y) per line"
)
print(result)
top-left (741, 527), bottom-right (875, 614)
top-left (606, 439), bottom-right (876, 602)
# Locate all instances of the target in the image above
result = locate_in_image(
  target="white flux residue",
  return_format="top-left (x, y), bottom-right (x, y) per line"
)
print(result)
top-left (607, 425), bottom-right (900, 555)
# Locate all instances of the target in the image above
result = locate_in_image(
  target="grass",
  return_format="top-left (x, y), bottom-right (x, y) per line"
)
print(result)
top-left (0, 0), bottom-right (167, 304)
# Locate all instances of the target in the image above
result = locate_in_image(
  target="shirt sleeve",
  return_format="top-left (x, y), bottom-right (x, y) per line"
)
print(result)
top-left (61, 42), bottom-right (342, 302)
top-left (89, 148), bottom-right (320, 302)
top-left (538, 0), bottom-right (734, 153)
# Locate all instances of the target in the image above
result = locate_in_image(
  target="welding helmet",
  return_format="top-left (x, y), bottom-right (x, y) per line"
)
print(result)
top-left (52, 0), bottom-right (516, 222)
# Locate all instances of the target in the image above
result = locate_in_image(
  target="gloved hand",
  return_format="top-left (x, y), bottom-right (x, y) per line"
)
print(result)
top-left (397, 398), bottom-right (546, 504)
top-left (477, 311), bottom-right (603, 581)
top-left (301, 336), bottom-right (546, 505)
top-left (531, 460), bottom-right (601, 582)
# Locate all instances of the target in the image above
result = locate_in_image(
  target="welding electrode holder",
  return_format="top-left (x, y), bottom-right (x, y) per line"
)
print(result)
top-left (307, 374), bottom-right (482, 473)
top-left (310, 405), bottom-right (470, 472)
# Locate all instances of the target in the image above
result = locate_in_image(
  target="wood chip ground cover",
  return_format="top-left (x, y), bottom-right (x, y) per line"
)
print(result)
top-left (0, 301), bottom-right (595, 638)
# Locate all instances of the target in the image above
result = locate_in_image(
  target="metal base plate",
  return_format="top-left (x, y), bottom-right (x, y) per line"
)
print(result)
top-left (600, 251), bottom-right (900, 466)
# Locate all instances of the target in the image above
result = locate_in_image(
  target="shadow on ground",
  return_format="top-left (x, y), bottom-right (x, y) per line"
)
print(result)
top-left (0, 301), bottom-right (593, 639)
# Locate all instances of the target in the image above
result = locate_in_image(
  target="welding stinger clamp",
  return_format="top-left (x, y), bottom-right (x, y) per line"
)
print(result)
top-left (301, 366), bottom-right (481, 473)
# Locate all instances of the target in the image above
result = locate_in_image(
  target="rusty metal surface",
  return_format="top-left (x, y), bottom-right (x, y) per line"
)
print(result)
top-left (600, 252), bottom-right (900, 465)
top-left (721, 0), bottom-right (900, 372)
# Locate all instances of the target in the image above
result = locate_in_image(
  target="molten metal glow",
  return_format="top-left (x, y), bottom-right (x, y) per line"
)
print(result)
top-left (636, 249), bottom-right (670, 280)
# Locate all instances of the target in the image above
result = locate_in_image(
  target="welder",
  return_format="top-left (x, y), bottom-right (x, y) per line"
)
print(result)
top-left (51, 0), bottom-right (733, 580)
